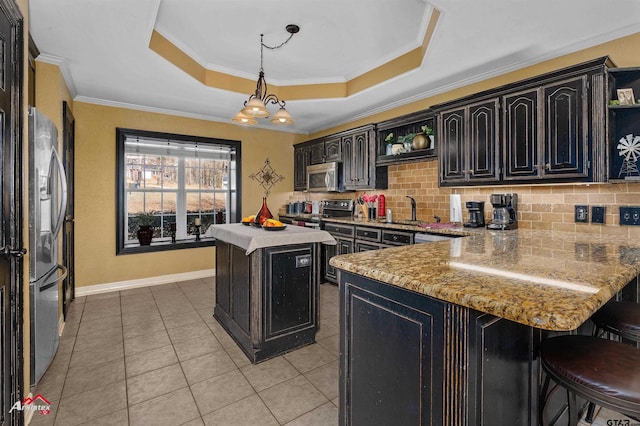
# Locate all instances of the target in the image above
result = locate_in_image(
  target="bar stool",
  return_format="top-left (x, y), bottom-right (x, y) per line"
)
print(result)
top-left (584, 301), bottom-right (640, 422)
top-left (591, 300), bottom-right (640, 343)
top-left (539, 335), bottom-right (640, 426)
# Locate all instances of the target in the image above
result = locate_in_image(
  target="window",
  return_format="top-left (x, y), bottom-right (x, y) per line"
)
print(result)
top-left (116, 128), bottom-right (241, 254)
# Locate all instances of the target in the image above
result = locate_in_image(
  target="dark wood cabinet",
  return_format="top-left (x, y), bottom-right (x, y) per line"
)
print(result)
top-left (504, 76), bottom-right (590, 181)
top-left (607, 67), bottom-right (640, 182)
top-left (339, 271), bottom-right (553, 426)
top-left (439, 99), bottom-right (500, 185)
top-left (324, 137), bottom-right (342, 162)
top-left (342, 128), bottom-right (371, 189)
top-left (375, 109), bottom-right (436, 166)
top-left (340, 273), bottom-right (445, 425)
top-left (215, 240), bottom-right (319, 363)
top-left (293, 125), bottom-right (386, 191)
top-left (323, 223), bottom-right (354, 284)
top-left (437, 57), bottom-right (609, 187)
top-left (503, 88), bottom-right (540, 180)
top-left (294, 144), bottom-right (310, 191)
top-left (309, 140), bottom-right (325, 165)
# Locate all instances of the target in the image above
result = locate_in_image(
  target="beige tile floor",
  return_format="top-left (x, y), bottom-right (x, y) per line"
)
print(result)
top-left (29, 278), bottom-right (340, 426)
top-left (27, 277), bottom-right (632, 426)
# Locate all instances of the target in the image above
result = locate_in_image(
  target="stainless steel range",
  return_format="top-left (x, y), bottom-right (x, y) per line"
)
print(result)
top-left (279, 199), bottom-right (353, 229)
top-left (321, 199), bottom-right (354, 219)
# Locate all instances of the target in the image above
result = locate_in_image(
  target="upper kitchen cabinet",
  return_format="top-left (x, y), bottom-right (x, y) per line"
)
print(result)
top-left (324, 136), bottom-right (342, 162)
top-left (293, 125), bottom-right (387, 192)
top-left (342, 125), bottom-right (387, 190)
top-left (503, 76), bottom-right (590, 181)
top-left (309, 140), bottom-right (325, 165)
top-left (294, 143), bottom-right (311, 191)
top-left (376, 110), bottom-right (436, 166)
top-left (436, 56), bottom-right (610, 187)
top-left (439, 99), bottom-right (500, 185)
top-left (607, 67), bottom-right (640, 182)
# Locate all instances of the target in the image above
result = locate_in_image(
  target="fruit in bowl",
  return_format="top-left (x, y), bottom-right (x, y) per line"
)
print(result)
top-left (241, 215), bottom-right (256, 224)
top-left (262, 219), bottom-right (284, 228)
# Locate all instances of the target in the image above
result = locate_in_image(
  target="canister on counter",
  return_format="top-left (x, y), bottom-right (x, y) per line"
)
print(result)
top-left (386, 208), bottom-right (392, 223)
top-left (377, 194), bottom-right (386, 217)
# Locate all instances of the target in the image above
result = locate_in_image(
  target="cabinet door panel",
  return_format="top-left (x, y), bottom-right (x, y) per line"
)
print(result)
top-left (503, 90), bottom-right (540, 180)
top-left (324, 137), bottom-right (342, 162)
top-left (352, 131), bottom-right (370, 188)
top-left (543, 77), bottom-right (588, 178)
top-left (440, 108), bottom-right (466, 183)
top-left (468, 100), bottom-right (500, 182)
top-left (344, 280), bottom-right (443, 425)
top-left (294, 146), bottom-right (309, 190)
top-left (309, 142), bottom-right (324, 165)
top-left (264, 247), bottom-right (313, 338)
top-left (342, 135), bottom-right (355, 187)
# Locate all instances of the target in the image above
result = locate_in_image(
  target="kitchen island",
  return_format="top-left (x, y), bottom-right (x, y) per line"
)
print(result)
top-left (330, 230), bottom-right (640, 425)
top-left (209, 223), bottom-right (335, 363)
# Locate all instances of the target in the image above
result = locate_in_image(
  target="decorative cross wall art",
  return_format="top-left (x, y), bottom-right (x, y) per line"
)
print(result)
top-left (250, 158), bottom-right (285, 196)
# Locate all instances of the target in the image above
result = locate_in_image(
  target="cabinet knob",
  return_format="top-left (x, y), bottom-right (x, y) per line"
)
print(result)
top-left (545, 163), bottom-right (550, 170)
top-left (467, 169), bottom-right (474, 175)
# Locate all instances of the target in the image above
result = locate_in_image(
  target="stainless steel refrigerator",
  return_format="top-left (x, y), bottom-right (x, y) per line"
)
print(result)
top-left (28, 107), bottom-right (67, 386)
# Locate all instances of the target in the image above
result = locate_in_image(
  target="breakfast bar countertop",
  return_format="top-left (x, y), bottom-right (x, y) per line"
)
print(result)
top-left (329, 229), bottom-right (640, 331)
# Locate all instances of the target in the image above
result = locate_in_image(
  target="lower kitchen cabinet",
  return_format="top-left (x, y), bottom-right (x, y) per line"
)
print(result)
top-left (338, 272), bottom-right (570, 426)
top-left (324, 223), bottom-right (354, 283)
top-left (214, 240), bottom-right (319, 363)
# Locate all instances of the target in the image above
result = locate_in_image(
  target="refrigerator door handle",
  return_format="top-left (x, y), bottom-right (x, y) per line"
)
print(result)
top-left (39, 264), bottom-right (68, 293)
top-left (50, 145), bottom-right (67, 237)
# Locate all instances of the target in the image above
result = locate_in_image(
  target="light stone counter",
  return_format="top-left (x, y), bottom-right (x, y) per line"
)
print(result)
top-left (329, 229), bottom-right (640, 331)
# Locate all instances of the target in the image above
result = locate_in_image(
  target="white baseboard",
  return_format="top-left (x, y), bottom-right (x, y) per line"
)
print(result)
top-left (75, 269), bottom-right (216, 297)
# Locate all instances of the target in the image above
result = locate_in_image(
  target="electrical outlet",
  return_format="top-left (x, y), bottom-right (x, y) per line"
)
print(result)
top-left (591, 206), bottom-right (606, 224)
top-left (619, 206), bottom-right (640, 226)
top-left (575, 205), bottom-right (589, 223)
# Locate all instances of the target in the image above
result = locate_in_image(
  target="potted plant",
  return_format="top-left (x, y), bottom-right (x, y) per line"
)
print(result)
top-left (412, 125), bottom-right (434, 150)
top-left (397, 133), bottom-right (416, 154)
top-left (136, 212), bottom-right (155, 245)
top-left (384, 133), bottom-right (395, 155)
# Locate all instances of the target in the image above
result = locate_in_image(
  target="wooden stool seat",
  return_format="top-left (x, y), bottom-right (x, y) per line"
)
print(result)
top-left (540, 335), bottom-right (640, 425)
top-left (591, 301), bottom-right (640, 342)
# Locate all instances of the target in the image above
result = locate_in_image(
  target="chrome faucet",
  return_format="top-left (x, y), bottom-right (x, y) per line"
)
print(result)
top-left (406, 196), bottom-right (417, 221)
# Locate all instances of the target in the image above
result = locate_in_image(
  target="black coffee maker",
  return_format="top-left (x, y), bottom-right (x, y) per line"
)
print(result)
top-left (487, 193), bottom-right (518, 230)
top-left (464, 201), bottom-right (485, 228)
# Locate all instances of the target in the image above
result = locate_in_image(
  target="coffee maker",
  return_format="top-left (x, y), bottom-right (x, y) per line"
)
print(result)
top-left (487, 193), bottom-right (518, 230)
top-left (464, 201), bottom-right (485, 228)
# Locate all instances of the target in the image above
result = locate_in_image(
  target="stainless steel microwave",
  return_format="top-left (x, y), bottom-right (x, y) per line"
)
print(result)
top-left (307, 162), bottom-right (342, 192)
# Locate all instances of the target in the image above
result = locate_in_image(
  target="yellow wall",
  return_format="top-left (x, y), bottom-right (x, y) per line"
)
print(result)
top-left (72, 102), bottom-right (301, 287)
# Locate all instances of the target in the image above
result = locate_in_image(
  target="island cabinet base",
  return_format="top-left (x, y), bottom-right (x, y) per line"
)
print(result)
top-left (339, 271), bottom-right (547, 426)
top-left (214, 240), bottom-right (319, 364)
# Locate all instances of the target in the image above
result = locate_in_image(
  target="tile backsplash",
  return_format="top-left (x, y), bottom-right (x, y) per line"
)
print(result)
top-left (290, 159), bottom-right (640, 238)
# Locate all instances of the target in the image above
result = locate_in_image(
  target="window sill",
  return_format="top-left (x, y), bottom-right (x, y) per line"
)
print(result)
top-left (117, 237), bottom-right (216, 255)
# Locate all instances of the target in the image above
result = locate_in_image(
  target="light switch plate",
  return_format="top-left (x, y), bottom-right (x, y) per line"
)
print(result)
top-left (591, 206), bottom-right (606, 224)
top-left (619, 206), bottom-right (640, 226)
top-left (575, 205), bottom-right (588, 223)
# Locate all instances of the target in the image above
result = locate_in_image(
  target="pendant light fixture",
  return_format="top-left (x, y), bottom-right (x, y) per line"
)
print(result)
top-left (232, 24), bottom-right (299, 126)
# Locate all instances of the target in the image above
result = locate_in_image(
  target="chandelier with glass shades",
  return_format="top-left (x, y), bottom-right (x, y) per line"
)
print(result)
top-left (232, 24), bottom-right (300, 126)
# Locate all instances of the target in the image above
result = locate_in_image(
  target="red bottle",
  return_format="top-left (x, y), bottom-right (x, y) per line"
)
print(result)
top-left (255, 197), bottom-right (273, 226)
top-left (377, 195), bottom-right (386, 218)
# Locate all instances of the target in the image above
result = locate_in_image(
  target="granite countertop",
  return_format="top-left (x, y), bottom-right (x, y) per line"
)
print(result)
top-left (329, 229), bottom-right (640, 331)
